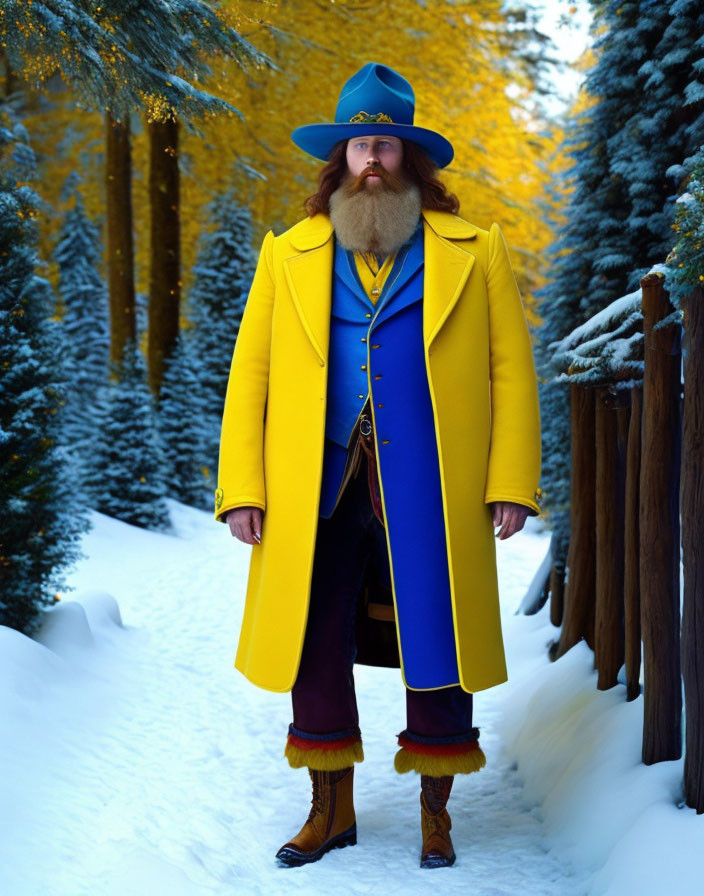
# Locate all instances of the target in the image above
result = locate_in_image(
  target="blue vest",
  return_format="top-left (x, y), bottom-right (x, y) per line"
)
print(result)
top-left (319, 222), bottom-right (423, 517)
top-left (318, 221), bottom-right (460, 689)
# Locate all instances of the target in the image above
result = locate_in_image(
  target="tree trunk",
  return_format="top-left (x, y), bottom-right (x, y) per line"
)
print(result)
top-left (640, 272), bottom-right (682, 765)
top-left (556, 385), bottom-right (597, 659)
top-left (148, 116), bottom-right (181, 398)
top-left (105, 110), bottom-right (136, 370)
top-left (681, 286), bottom-right (704, 812)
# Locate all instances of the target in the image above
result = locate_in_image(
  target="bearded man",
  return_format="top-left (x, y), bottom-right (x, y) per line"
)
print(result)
top-left (215, 62), bottom-right (543, 869)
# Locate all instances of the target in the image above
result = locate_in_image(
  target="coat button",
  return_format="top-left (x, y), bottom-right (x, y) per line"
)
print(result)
top-left (361, 365), bottom-right (367, 370)
top-left (381, 439), bottom-right (390, 445)
top-left (374, 374), bottom-right (383, 379)
top-left (365, 313), bottom-right (371, 318)
top-left (377, 403), bottom-right (384, 408)
top-left (361, 337), bottom-right (366, 342)
top-left (371, 287), bottom-right (380, 296)
top-left (372, 343), bottom-right (381, 348)
top-left (358, 394), bottom-right (364, 399)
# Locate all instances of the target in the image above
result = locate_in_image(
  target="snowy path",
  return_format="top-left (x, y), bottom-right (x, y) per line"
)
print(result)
top-left (1, 502), bottom-right (591, 896)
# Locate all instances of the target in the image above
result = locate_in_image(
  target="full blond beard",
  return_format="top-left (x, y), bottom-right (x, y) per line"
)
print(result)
top-left (328, 174), bottom-right (422, 258)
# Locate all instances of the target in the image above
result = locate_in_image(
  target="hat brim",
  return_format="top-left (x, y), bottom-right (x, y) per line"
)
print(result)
top-left (290, 122), bottom-right (454, 169)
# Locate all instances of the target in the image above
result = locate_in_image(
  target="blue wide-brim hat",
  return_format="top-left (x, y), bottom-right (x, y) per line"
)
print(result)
top-left (291, 62), bottom-right (454, 169)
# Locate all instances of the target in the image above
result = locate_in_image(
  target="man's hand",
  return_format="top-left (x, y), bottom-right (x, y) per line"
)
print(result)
top-left (490, 501), bottom-right (529, 540)
top-left (226, 507), bottom-right (263, 545)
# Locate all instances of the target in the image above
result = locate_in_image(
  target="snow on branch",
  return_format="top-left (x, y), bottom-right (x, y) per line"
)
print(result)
top-left (550, 263), bottom-right (671, 389)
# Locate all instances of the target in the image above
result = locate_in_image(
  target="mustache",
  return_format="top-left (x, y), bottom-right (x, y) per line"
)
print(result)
top-left (345, 163), bottom-right (406, 195)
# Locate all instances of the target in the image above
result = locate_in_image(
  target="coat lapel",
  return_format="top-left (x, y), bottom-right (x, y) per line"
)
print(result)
top-left (283, 209), bottom-right (478, 366)
top-left (284, 215), bottom-right (334, 367)
top-left (422, 210), bottom-right (477, 349)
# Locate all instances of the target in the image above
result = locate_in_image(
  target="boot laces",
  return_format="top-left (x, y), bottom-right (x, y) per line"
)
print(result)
top-left (309, 775), bottom-right (325, 819)
top-left (306, 769), bottom-right (330, 824)
top-left (306, 768), bottom-right (350, 823)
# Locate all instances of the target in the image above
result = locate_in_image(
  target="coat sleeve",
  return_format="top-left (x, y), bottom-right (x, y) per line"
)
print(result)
top-left (214, 229), bottom-right (276, 524)
top-left (483, 222), bottom-right (543, 516)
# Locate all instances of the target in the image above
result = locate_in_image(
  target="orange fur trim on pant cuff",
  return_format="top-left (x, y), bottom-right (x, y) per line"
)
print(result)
top-left (394, 744), bottom-right (486, 776)
top-left (284, 739), bottom-right (364, 771)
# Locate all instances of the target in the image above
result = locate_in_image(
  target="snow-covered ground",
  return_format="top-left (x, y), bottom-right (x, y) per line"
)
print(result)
top-left (1, 501), bottom-right (701, 895)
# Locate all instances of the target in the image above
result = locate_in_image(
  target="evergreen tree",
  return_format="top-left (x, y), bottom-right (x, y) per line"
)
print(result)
top-left (3, 1), bottom-right (271, 124)
top-left (157, 332), bottom-right (210, 510)
top-left (53, 173), bottom-right (110, 498)
top-left (665, 144), bottom-right (704, 309)
top-left (0, 105), bottom-right (90, 635)
top-left (93, 342), bottom-right (170, 531)
top-left (606, 0), bottom-right (704, 291)
top-left (535, 0), bottom-right (704, 536)
top-left (187, 194), bottom-right (256, 490)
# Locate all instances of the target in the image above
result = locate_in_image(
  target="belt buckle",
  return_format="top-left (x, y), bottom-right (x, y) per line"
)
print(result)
top-left (360, 416), bottom-right (372, 437)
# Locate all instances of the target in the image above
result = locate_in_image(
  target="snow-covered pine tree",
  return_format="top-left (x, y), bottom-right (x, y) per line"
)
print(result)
top-left (535, 0), bottom-right (704, 534)
top-left (532, 171), bottom-right (573, 531)
top-left (0, 106), bottom-right (90, 635)
top-left (607, 0), bottom-right (704, 291)
top-left (93, 341), bottom-right (170, 531)
top-left (3, 1), bottom-right (271, 123)
top-left (666, 145), bottom-right (704, 309)
top-left (53, 173), bottom-right (110, 499)
top-left (187, 193), bottom-right (256, 493)
top-left (157, 332), bottom-right (210, 510)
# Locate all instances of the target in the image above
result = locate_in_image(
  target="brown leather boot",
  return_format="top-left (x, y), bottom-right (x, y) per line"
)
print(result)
top-left (276, 766), bottom-right (357, 866)
top-left (419, 774), bottom-right (456, 868)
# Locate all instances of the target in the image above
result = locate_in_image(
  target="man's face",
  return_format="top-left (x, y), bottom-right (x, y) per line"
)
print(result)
top-left (345, 134), bottom-right (404, 193)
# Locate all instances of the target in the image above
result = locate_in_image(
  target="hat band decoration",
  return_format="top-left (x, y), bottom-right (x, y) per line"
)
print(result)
top-left (349, 111), bottom-right (394, 123)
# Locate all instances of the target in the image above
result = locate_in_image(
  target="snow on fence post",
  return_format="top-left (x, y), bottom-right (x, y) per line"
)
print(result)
top-left (594, 386), bottom-right (629, 689)
top-left (681, 284), bottom-right (704, 812)
top-left (624, 385), bottom-right (643, 702)
top-left (555, 384), bottom-right (597, 659)
top-left (640, 271), bottom-right (682, 766)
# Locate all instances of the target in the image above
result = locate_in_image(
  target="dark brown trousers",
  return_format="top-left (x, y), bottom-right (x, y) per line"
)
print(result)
top-left (290, 450), bottom-right (475, 749)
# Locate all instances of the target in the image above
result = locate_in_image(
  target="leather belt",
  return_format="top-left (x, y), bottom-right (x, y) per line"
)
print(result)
top-left (332, 400), bottom-right (385, 526)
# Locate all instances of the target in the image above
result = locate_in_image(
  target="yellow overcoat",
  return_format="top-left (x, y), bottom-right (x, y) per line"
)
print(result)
top-left (215, 208), bottom-right (542, 694)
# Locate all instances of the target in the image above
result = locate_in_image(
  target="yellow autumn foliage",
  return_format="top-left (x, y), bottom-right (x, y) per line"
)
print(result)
top-left (22, 0), bottom-right (567, 323)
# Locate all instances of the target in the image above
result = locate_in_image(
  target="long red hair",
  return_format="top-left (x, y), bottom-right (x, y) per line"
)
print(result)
top-left (303, 138), bottom-right (460, 217)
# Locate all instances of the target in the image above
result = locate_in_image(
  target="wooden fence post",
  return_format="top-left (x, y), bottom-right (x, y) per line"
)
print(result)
top-left (681, 285), bottom-right (704, 812)
top-left (624, 386), bottom-right (642, 702)
top-left (594, 387), bottom-right (628, 688)
top-left (549, 563), bottom-right (565, 627)
top-left (556, 384), bottom-right (597, 659)
top-left (550, 517), bottom-right (569, 628)
top-left (640, 272), bottom-right (682, 765)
